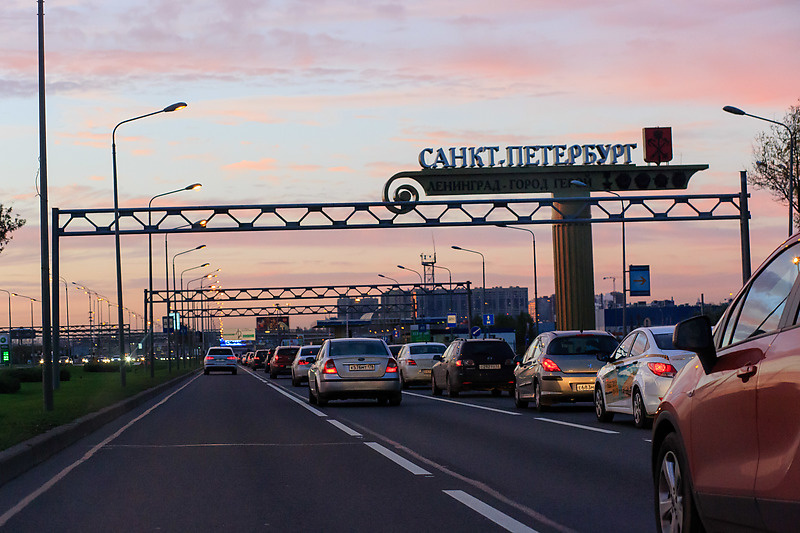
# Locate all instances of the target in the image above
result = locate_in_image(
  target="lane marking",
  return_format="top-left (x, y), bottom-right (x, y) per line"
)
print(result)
top-left (444, 490), bottom-right (539, 533)
top-left (243, 367), bottom-right (326, 417)
top-left (533, 417), bottom-right (619, 435)
top-left (345, 420), bottom-right (577, 533)
top-left (364, 442), bottom-right (432, 476)
top-left (403, 391), bottom-right (521, 416)
top-left (327, 420), bottom-right (362, 438)
top-left (0, 373), bottom-right (201, 528)
top-left (104, 442), bottom-right (355, 449)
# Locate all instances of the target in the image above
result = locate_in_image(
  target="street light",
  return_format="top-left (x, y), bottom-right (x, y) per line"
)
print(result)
top-left (12, 294), bottom-right (38, 356)
top-left (451, 245), bottom-right (486, 337)
top-left (173, 249), bottom-right (207, 369)
top-left (148, 183), bottom-right (202, 377)
top-left (571, 180), bottom-right (627, 335)
top-left (112, 101), bottom-right (187, 386)
top-left (187, 271), bottom-right (218, 357)
top-left (397, 264), bottom-right (423, 283)
top-left (496, 224), bottom-right (539, 336)
top-left (724, 105), bottom-right (797, 236)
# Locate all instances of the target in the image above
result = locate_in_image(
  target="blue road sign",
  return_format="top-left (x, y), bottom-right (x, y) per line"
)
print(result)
top-left (471, 326), bottom-right (481, 338)
top-left (629, 265), bottom-right (651, 296)
top-left (483, 313), bottom-right (494, 326)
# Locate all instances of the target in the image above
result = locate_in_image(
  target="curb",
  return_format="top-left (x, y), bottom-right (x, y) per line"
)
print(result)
top-left (0, 371), bottom-right (198, 488)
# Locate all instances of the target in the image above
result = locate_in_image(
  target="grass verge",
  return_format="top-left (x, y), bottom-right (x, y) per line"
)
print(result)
top-left (0, 363), bottom-right (198, 451)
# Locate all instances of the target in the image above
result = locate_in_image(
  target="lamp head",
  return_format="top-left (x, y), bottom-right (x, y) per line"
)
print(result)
top-left (200, 262), bottom-right (210, 268)
top-left (723, 105), bottom-right (745, 116)
top-left (196, 244), bottom-right (206, 250)
top-left (451, 246), bottom-right (462, 250)
top-left (185, 183), bottom-right (202, 191)
top-left (194, 219), bottom-right (208, 229)
top-left (397, 265), bottom-right (405, 269)
top-left (163, 102), bottom-right (187, 113)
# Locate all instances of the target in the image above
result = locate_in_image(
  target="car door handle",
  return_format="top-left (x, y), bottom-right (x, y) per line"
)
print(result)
top-left (736, 365), bottom-right (757, 380)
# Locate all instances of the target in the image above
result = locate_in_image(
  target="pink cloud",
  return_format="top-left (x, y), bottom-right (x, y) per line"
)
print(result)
top-left (222, 158), bottom-right (277, 172)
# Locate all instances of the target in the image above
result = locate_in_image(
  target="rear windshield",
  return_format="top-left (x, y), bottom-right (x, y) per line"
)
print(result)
top-left (410, 344), bottom-right (446, 355)
top-left (277, 347), bottom-right (299, 356)
top-left (546, 335), bottom-right (618, 356)
top-left (330, 340), bottom-right (389, 357)
top-left (299, 346), bottom-right (321, 356)
top-left (208, 348), bottom-right (233, 355)
top-left (388, 345), bottom-right (403, 355)
top-left (653, 333), bottom-right (676, 351)
top-left (461, 341), bottom-right (515, 362)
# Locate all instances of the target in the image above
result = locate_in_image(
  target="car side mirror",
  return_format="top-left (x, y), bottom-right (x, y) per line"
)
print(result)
top-left (596, 353), bottom-right (612, 363)
top-left (432, 354), bottom-right (443, 362)
top-left (513, 355), bottom-right (523, 366)
top-left (673, 315), bottom-right (716, 374)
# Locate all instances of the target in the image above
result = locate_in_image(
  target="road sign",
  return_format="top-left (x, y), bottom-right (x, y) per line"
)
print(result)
top-left (629, 265), bottom-right (651, 296)
top-left (471, 326), bottom-right (481, 338)
top-left (483, 313), bottom-right (494, 326)
top-left (0, 334), bottom-right (7, 345)
top-left (447, 314), bottom-right (457, 326)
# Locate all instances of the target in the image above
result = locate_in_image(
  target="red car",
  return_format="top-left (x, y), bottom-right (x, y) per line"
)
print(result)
top-left (652, 234), bottom-right (800, 532)
top-left (269, 346), bottom-right (299, 379)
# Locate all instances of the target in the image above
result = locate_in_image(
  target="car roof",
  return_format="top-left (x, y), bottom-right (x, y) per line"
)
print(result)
top-left (632, 326), bottom-right (675, 335)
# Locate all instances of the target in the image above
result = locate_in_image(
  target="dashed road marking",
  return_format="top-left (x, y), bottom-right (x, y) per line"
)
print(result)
top-left (444, 490), bottom-right (540, 533)
top-left (364, 442), bottom-right (432, 476)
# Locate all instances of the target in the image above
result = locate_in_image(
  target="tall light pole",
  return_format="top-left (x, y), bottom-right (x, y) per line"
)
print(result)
top-left (378, 274), bottom-right (399, 284)
top-left (112, 102), bottom-right (187, 386)
top-left (12, 294), bottom-right (39, 356)
top-left (496, 224), bottom-right (539, 336)
top-left (452, 246), bottom-right (486, 338)
top-left (0, 289), bottom-right (12, 364)
top-left (148, 183), bottom-right (201, 377)
top-left (724, 105), bottom-right (797, 236)
top-left (173, 247), bottom-right (206, 369)
top-left (188, 271), bottom-right (218, 358)
top-left (181, 263), bottom-right (211, 365)
top-left (398, 265), bottom-right (423, 322)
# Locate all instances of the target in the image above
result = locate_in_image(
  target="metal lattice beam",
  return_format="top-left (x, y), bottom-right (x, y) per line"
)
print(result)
top-left (54, 194), bottom-right (744, 236)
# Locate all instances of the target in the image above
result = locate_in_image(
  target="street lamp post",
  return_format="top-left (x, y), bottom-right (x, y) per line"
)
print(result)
top-left (432, 264), bottom-right (453, 313)
top-left (148, 183), bottom-right (201, 377)
top-left (398, 265), bottom-right (423, 322)
top-left (12, 294), bottom-right (39, 358)
top-left (724, 105), bottom-right (797, 236)
top-left (496, 224), bottom-right (539, 336)
top-left (181, 265), bottom-right (211, 364)
top-left (173, 247), bottom-right (207, 369)
top-left (451, 246), bottom-right (487, 338)
top-left (112, 102), bottom-right (187, 386)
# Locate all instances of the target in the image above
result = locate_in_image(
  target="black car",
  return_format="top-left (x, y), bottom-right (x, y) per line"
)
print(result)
top-left (251, 349), bottom-right (270, 370)
top-left (431, 338), bottom-right (516, 397)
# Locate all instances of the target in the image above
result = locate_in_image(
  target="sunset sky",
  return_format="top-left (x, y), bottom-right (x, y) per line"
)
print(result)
top-left (1, 0), bottom-right (799, 333)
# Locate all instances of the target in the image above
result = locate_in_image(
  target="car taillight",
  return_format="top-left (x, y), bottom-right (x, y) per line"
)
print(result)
top-left (226, 356), bottom-right (236, 361)
top-left (385, 359), bottom-right (398, 373)
top-left (541, 358), bottom-right (561, 372)
top-left (455, 359), bottom-right (474, 367)
top-left (648, 362), bottom-right (677, 377)
top-left (205, 356), bottom-right (213, 361)
top-left (323, 360), bottom-right (338, 374)
top-left (298, 360), bottom-right (310, 365)
top-left (406, 358), bottom-right (417, 366)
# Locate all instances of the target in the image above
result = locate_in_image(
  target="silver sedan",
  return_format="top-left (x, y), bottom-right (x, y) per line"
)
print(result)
top-left (396, 342), bottom-right (446, 388)
top-left (308, 338), bottom-right (401, 406)
top-left (291, 345), bottom-right (321, 386)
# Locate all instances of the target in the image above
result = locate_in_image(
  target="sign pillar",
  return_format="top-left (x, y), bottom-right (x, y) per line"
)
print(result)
top-left (552, 189), bottom-right (596, 330)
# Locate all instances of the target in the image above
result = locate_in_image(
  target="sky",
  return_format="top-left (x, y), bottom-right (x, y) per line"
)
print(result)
top-left (1, 0), bottom-right (799, 334)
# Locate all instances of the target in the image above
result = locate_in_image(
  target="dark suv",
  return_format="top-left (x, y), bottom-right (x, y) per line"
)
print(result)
top-left (251, 349), bottom-right (270, 370)
top-left (269, 346), bottom-right (299, 379)
top-left (431, 338), bottom-right (516, 397)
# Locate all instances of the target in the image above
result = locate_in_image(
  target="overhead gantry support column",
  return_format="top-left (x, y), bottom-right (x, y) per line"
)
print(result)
top-left (552, 189), bottom-right (595, 331)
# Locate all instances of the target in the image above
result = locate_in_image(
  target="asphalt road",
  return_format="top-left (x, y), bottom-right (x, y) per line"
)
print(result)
top-left (0, 366), bottom-right (656, 532)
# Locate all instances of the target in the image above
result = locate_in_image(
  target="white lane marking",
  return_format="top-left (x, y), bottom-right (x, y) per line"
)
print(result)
top-left (533, 417), bottom-right (619, 434)
top-left (327, 420), bottom-right (363, 438)
top-left (104, 442), bottom-right (355, 449)
top-left (0, 373), bottom-right (201, 528)
top-left (244, 367), bottom-right (326, 417)
top-left (364, 442), bottom-right (432, 476)
top-left (403, 391), bottom-right (521, 416)
top-left (444, 490), bottom-right (539, 533)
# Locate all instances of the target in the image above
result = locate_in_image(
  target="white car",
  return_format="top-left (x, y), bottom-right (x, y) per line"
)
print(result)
top-left (204, 346), bottom-right (237, 375)
top-left (396, 342), bottom-right (446, 388)
top-left (594, 326), bottom-right (694, 428)
top-left (291, 345), bottom-right (321, 386)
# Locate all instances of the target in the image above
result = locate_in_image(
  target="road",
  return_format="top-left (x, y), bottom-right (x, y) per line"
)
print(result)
top-left (0, 366), bottom-right (656, 532)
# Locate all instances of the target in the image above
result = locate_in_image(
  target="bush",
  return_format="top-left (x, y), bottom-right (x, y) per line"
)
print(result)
top-left (0, 373), bottom-right (21, 394)
top-left (2, 367), bottom-right (70, 383)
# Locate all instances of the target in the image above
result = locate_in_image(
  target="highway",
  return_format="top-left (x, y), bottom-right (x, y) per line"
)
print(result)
top-left (0, 367), bottom-right (655, 532)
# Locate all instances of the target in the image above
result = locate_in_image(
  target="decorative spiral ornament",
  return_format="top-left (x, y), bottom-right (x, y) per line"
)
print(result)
top-left (382, 174), bottom-right (423, 214)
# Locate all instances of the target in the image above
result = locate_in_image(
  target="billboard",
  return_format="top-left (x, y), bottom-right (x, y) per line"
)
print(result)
top-left (256, 316), bottom-right (289, 332)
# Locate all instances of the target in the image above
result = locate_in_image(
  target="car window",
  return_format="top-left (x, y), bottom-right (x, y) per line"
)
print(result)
top-left (630, 333), bottom-right (649, 356)
top-left (461, 341), bottom-right (515, 362)
top-left (546, 335), bottom-right (618, 356)
top-left (410, 344), bottom-right (446, 355)
top-left (522, 338), bottom-right (539, 364)
top-left (722, 241), bottom-right (800, 347)
top-left (612, 333), bottom-right (636, 361)
top-left (329, 340), bottom-right (389, 357)
top-left (652, 333), bottom-right (676, 351)
top-left (299, 346), bottom-right (320, 357)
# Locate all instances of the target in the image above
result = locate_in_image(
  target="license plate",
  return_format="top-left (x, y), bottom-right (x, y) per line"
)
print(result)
top-left (348, 364), bottom-right (375, 371)
top-left (480, 364), bottom-right (501, 370)
top-left (421, 369), bottom-right (432, 374)
top-left (576, 384), bottom-right (593, 391)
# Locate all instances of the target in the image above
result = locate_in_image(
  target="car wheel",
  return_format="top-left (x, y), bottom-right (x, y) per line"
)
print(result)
top-left (317, 388), bottom-right (328, 407)
top-left (533, 381), bottom-right (546, 411)
top-left (655, 433), bottom-right (702, 533)
top-left (491, 389), bottom-right (502, 397)
top-left (514, 385), bottom-right (528, 409)
top-left (232, 369), bottom-right (237, 375)
top-left (308, 385), bottom-right (317, 405)
top-left (446, 374), bottom-right (459, 397)
top-left (595, 385), bottom-right (614, 422)
top-left (291, 375), bottom-right (300, 387)
top-left (270, 370), bottom-right (277, 379)
top-left (204, 369), bottom-right (209, 375)
top-left (633, 389), bottom-right (651, 429)
top-left (431, 375), bottom-right (442, 396)
top-left (400, 372), bottom-right (409, 389)
top-left (388, 392), bottom-right (402, 406)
